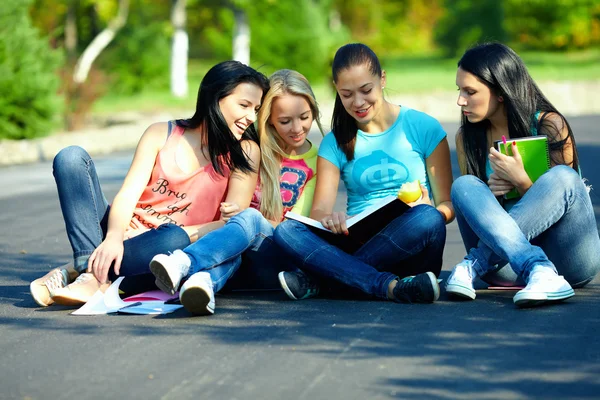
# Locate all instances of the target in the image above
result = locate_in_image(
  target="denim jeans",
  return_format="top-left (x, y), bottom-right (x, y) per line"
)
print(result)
top-left (53, 146), bottom-right (191, 288)
top-left (452, 166), bottom-right (600, 287)
top-left (183, 208), bottom-right (294, 293)
top-left (273, 204), bottom-right (447, 299)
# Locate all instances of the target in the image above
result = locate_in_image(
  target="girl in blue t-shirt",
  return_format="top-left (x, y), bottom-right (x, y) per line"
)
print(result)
top-left (447, 42), bottom-right (600, 307)
top-left (274, 43), bottom-right (455, 303)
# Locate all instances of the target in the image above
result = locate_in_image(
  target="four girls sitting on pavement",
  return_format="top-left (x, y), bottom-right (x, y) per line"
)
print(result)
top-left (30, 42), bottom-right (600, 313)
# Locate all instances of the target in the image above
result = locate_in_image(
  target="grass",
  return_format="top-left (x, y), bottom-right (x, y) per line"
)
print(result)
top-left (92, 49), bottom-right (600, 116)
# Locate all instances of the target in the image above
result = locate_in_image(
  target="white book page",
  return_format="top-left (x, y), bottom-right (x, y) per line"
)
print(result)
top-left (71, 277), bottom-right (126, 315)
top-left (284, 195), bottom-right (397, 231)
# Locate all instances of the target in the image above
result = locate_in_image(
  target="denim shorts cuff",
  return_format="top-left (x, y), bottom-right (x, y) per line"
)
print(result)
top-left (74, 252), bottom-right (93, 273)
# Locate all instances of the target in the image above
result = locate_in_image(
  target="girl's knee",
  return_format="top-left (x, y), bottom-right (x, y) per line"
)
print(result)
top-left (274, 219), bottom-right (303, 243)
top-left (230, 207), bottom-right (263, 225)
top-left (228, 208), bottom-right (272, 236)
top-left (53, 146), bottom-right (89, 170)
top-left (156, 223), bottom-right (191, 248)
top-left (451, 175), bottom-right (484, 202)
top-left (413, 204), bottom-right (445, 230)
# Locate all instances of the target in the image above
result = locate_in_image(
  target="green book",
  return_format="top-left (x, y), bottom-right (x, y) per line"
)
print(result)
top-left (493, 135), bottom-right (551, 200)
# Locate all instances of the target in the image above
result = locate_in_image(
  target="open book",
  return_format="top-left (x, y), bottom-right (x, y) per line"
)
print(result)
top-left (72, 277), bottom-right (183, 316)
top-left (284, 195), bottom-right (410, 253)
top-left (494, 135), bottom-right (550, 200)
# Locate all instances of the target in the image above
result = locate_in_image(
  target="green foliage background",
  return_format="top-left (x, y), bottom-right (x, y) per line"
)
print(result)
top-left (0, 0), bottom-right (61, 140)
top-left (1, 0), bottom-right (600, 139)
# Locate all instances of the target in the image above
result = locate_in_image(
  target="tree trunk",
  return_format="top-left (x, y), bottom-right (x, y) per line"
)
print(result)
top-left (65, 1), bottom-right (78, 61)
top-left (73, 0), bottom-right (129, 84)
top-left (170, 0), bottom-right (188, 98)
top-left (232, 8), bottom-right (250, 65)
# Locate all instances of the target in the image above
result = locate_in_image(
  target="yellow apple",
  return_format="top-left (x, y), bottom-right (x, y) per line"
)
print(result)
top-left (397, 180), bottom-right (422, 203)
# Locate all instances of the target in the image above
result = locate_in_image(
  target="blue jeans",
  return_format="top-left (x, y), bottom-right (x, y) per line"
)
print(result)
top-left (53, 146), bottom-right (191, 287)
top-left (452, 166), bottom-right (600, 287)
top-left (273, 205), bottom-right (447, 299)
top-left (183, 208), bottom-right (294, 292)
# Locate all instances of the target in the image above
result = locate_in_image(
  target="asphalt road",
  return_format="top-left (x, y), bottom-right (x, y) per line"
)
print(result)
top-left (1, 116), bottom-right (599, 400)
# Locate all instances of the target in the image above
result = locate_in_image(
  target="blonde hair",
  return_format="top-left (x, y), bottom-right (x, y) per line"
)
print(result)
top-left (257, 69), bottom-right (324, 221)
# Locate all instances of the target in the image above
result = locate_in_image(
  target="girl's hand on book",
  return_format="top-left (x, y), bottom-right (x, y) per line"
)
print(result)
top-left (321, 211), bottom-right (349, 235)
top-left (488, 142), bottom-right (528, 187)
top-left (407, 185), bottom-right (432, 206)
top-left (488, 173), bottom-right (515, 196)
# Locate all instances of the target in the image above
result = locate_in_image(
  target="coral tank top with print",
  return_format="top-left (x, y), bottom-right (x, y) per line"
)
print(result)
top-left (126, 123), bottom-right (230, 238)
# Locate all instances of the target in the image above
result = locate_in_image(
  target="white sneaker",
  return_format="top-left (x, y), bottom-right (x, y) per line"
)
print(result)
top-left (513, 265), bottom-right (574, 308)
top-left (445, 259), bottom-right (477, 300)
top-left (149, 250), bottom-right (191, 295)
top-left (179, 272), bottom-right (215, 316)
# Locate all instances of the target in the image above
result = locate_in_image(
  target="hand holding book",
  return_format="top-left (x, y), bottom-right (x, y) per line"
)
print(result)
top-left (285, 195), bottom-right (410, 254)
top-left (489, 141), bottom-right (529, 185)
top-left (321, 211), bottom-right (351, 235)
top-left (491, 136), bottom-right (550, 199)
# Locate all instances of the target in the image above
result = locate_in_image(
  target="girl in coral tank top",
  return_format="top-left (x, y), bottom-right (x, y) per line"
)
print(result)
top-left (148, 69), bottom-right (325, 316)
top-left (30, 61), bottom-right (269, 308)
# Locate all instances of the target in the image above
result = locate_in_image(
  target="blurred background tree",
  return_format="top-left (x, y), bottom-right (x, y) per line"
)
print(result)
top-left (1, 0), bottom-right (598, 139)
top-left (0, 0), bottom-right (62, 140)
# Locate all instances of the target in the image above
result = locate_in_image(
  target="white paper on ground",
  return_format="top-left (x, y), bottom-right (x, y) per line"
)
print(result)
top-left (71, 277), bottom-right (127, 316)
top-left (71, 277), bottom-right (182, 315)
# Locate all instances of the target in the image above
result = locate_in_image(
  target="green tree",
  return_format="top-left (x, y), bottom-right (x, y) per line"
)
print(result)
top-left (434, 0), bottom-right (506, 56)
top-left (505, 0), bottom-right (600, 50)
top-left (0, 0), bottom-right (62, 140)
top-left (333, 0), bottom-right (443, 55)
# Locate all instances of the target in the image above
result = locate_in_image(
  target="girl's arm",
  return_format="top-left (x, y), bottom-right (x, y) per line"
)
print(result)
top-left (89, 122), bottom-right (168, 283)
top-left (182, 140), bottom-right (261, 242)
top-left (424, 137), bottom-right (454, 223)
top-left (309, 157), bottom-right (348, 235)
top-left (455, 129), bottom-right (468, 176)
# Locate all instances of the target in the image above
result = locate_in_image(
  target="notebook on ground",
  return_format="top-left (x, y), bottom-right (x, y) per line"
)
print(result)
top-left (494, 135), bottom-right (550, 200)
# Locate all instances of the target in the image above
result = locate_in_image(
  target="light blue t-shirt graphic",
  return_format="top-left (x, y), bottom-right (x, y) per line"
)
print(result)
top-left (319, 107), bottom-right (446, 215)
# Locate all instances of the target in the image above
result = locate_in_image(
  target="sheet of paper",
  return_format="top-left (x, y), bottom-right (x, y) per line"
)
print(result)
top-left (72, 278), bottom-right (182, 316)
top-left (71, 277), bottom-right (126, 315)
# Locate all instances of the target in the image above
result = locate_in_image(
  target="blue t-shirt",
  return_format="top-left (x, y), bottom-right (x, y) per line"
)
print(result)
top-left (319, 106), bottom-right (446, 215)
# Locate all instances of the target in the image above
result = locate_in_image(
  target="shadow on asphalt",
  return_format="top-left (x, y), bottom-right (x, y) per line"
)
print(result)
top-left (1, 132), bottom-right (599, 399)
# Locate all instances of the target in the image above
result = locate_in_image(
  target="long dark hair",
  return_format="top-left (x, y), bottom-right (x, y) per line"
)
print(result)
top-left (458, 42), bottom-right (578, 180)
top-left (176, 61), bottom-right (270, 176)
top-left (331, 43), bottom-right (382, 161)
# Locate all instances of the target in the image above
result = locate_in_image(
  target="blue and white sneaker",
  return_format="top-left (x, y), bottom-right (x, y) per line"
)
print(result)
top-left (445, 259), bottom-right (477, 300)
top-left (513, 265), bottom-right (574, 308)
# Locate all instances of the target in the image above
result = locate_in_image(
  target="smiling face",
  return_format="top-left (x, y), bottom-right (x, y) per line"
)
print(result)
top-left (456, 67), bottom-right (504, 124)
top-left (219, 82), bottom-right (264, 139)
top-left (269, 93), bottom-right (313, 153)
top-left (334, 64), bottom-right (385, 126)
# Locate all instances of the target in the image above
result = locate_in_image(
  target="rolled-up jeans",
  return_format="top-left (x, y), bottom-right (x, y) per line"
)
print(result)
top-left (452, 166), bottom-right (600, 287)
